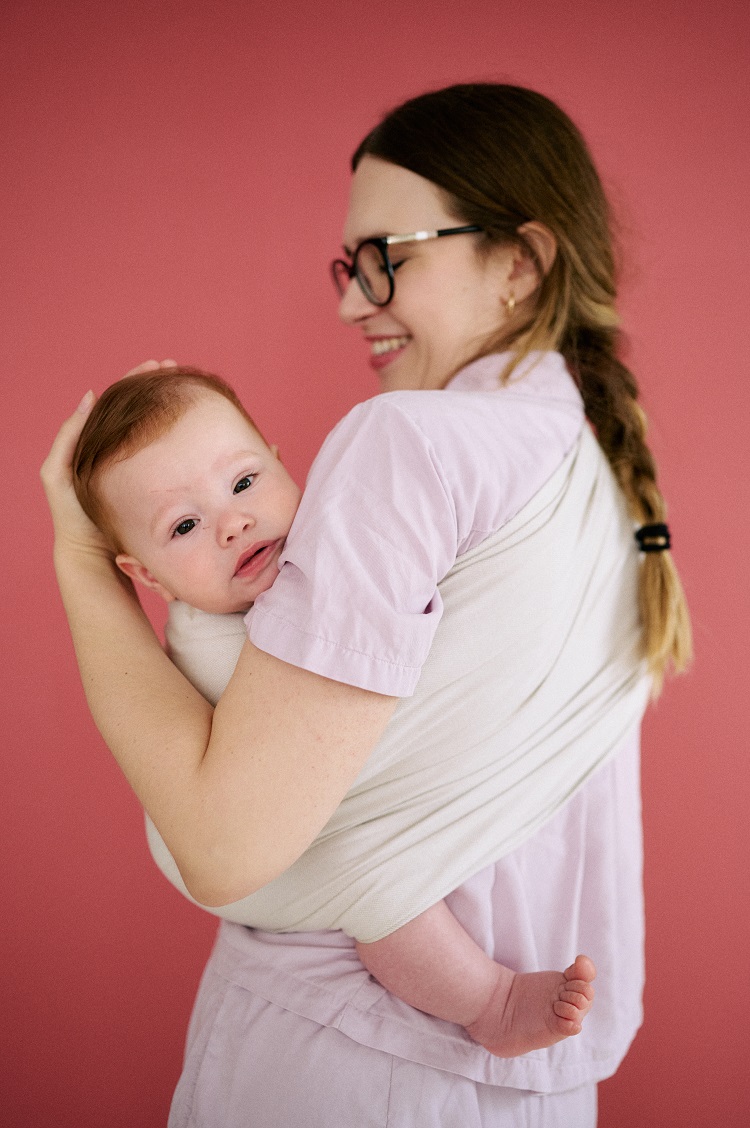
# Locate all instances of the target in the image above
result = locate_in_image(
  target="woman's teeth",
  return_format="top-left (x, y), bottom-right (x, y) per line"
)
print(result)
top-left (371, 336), bottom-right (409, 356)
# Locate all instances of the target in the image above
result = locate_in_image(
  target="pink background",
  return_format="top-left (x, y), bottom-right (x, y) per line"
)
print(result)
top-left (2, 2), bottom-right (748, 1125)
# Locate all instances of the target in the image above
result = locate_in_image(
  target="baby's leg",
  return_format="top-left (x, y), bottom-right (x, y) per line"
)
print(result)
top-left (356, 901), bottom-right (503, 1027)
top-left (355, 901), bottom-right (595, 1058)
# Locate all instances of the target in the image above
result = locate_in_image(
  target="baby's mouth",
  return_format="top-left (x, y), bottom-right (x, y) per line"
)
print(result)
top-left (234, 541), bottom-right (277, 578)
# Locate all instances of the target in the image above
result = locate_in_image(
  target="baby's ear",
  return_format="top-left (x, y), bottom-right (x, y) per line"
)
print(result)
top-left (115, 554), bottom-right (175, 603)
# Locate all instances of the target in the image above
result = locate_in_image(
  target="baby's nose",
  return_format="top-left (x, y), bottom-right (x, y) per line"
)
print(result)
top-left (218, 512), bottom-right (255, 545)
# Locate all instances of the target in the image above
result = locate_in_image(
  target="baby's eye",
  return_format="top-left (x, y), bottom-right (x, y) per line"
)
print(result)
top-left (233, 474), bottom-right (255, 494)
top-left (173, 518), bottom-right (197, 537)
top-left (391, 260), bottom-right (405, 272)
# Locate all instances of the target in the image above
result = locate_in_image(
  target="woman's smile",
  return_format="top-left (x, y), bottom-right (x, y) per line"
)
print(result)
top-left (367, 335), bottom-right (411, 369)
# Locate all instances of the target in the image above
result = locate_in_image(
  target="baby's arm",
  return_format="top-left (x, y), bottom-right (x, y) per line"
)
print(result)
top-left (356, 900), bottom-right (595, 1058)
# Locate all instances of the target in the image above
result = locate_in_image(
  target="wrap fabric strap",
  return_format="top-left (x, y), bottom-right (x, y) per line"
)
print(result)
top-left (150, 426), bottom-right (650, 943)
top-left (635, 523), bottom-right (671, 552)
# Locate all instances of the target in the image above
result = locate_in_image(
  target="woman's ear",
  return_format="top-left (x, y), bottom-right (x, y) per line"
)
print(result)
top-left (496, 222), bottom-right (557, 307)
top-left (115, 554), bottom-right (175, 603)
top-left (516, 221), bottom-right (557, 278)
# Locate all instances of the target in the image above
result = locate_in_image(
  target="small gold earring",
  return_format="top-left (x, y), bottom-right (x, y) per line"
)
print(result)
top-left (505, 291), bottom-right (516, 315)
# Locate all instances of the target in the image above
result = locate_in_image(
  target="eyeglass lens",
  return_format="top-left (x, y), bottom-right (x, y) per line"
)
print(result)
top-left (332, 242), bottom-right (391, 305)
top-left (353, 242), bottom-right (391, 305)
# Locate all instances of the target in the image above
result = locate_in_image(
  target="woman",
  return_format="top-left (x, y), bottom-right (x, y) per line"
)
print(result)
top-left (42, 84), bottom-right (690, 1126)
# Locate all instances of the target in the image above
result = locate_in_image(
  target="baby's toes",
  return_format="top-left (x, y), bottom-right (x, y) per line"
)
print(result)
top-left (552, 999), bottom-right (583, 1030)
top-left (561, 979), bottom-right (594, 1006)
top-left (559, 991), bottom-right (592, 1016)
top-left (565, 955), bottom-right (596, 984)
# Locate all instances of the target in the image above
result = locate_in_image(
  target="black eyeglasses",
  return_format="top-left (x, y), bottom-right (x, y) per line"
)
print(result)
top-left (331, 225), bottom-right (483, 307)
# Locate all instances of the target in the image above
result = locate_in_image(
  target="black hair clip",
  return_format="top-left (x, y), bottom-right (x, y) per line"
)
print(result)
top-left (635, 523), bottom-right (671, 552)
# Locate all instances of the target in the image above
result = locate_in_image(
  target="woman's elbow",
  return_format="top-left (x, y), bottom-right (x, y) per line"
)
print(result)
top-left (178, 855), bottom-right (275, 909)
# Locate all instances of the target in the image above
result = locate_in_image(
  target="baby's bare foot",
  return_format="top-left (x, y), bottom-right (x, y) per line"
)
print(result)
top-left (465, 955), bottom-right (596, 1058)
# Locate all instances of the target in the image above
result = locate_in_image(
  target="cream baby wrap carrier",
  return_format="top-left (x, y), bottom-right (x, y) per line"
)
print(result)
top-left (146, 424), bottom-right (650, 942)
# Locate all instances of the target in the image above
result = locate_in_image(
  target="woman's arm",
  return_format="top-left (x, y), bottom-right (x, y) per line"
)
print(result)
top-left (42, 400), bottom-right (398, 907)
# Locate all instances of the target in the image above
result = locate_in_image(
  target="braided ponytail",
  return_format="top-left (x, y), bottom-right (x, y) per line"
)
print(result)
top-left (563, 327), bottom-right (692, 692)
top-left (355, 82), bottom-right (692, 692)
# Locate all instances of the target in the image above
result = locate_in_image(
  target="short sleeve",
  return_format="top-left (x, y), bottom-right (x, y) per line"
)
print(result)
top-left (247, 397), bottom-right (459, 696)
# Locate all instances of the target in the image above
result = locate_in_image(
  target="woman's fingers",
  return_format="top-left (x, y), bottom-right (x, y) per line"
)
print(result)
top-left (41, 392), bottom-right (94, 488)
top-left (124, 359), bottom-right (178, 377)
top-left (40, 392), bottom-right (110, 552)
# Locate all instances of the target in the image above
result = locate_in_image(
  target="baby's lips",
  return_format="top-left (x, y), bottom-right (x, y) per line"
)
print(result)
top-left (234, 540), bottom-right (275, 576)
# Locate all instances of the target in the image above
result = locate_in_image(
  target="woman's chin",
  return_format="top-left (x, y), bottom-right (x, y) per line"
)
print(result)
top-left (373, 351), bottom-right (426, 393)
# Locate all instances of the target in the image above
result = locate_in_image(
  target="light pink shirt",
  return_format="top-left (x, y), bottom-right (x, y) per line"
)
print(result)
top-left (250, 351), bottom-right (584, 695)
top-left (231, 351), bottom-right (644, 1090)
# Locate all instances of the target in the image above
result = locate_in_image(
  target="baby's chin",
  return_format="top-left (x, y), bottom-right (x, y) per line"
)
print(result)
top-left (173, 597), bottom-right (254, 616)
top-left (218, 599), bottom-right (254, 615)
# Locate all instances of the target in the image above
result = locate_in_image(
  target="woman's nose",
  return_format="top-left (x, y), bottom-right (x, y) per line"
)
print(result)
top-left (337, 276), bottom-right (378, 325)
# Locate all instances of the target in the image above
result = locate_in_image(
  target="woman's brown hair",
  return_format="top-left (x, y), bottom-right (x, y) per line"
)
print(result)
top-left (73, 367), bottom-right (261, 552)
top-left (354, 84), bottom-right (691, 691)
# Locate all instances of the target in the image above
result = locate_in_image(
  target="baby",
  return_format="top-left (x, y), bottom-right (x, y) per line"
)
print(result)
top-left (73, 364), bottom-right (595, 1058)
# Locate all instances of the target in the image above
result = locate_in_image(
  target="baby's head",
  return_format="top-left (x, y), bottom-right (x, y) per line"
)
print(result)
top-left (73, 367), bottom-right (302, 614)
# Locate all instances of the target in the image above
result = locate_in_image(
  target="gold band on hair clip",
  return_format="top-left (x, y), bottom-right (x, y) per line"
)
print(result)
top-left (635, 523), bottom-right (671, 552)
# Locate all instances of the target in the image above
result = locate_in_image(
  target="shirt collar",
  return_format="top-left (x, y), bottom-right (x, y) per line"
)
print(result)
top-left (446, 351), bottom-right (581, 409)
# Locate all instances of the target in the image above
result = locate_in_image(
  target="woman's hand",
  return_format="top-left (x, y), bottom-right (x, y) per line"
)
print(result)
top-left (40, 390), bottom-right (111, 558)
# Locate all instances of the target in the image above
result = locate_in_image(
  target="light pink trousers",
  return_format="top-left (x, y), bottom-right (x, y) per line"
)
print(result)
top-left (169, 964), bottom-right (597, 1128)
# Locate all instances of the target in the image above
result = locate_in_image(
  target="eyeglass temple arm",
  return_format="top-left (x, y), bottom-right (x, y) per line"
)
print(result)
top-left (384, 226), bottom-right (482, 247)
top-left (385, 231), bottom-right (436, 245)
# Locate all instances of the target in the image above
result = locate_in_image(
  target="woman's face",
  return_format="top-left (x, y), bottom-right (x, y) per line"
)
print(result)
top-left (338, 155), bottom-right (517, 392)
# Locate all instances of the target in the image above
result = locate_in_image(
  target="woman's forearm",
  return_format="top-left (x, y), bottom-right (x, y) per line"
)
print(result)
top-left (54, 542), bottom-right (396, 906)
top-left (54, 544), bottom-right (215, 876)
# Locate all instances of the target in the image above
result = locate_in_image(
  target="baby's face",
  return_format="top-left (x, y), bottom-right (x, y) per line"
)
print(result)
top-left (99, 391), bottom-right (302, 614)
